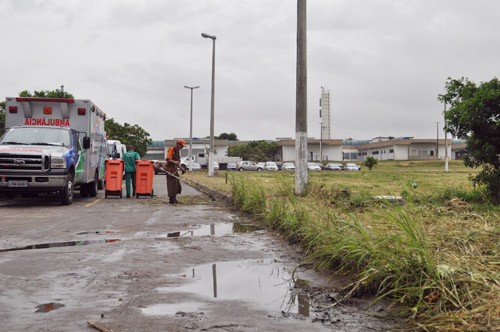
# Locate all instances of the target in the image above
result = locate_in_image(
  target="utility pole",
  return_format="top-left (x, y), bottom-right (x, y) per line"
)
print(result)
top-left (436, 122), bottom-right (439, 160)
top-left (184, 85), bottom-right (200, 172)
top-left (201, 33), bottom-right (216, 177)
top-left (295, 0), bottom-right (308, 195)
top-left (444, 102), bottom-right (449, 172)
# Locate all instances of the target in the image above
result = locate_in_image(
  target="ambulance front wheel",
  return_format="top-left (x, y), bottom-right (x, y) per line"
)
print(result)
top-left (61, 175), bottom-right (74, 206)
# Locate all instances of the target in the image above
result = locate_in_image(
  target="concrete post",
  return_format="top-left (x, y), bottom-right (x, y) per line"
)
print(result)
top-left (295, 0), bottom-right (308, 195)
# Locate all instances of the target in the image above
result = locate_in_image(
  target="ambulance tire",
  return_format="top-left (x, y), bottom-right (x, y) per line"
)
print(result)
top-left (61, 175), bottom-right (74, 206)
top-left (88, 173), bottom-right (98, 197)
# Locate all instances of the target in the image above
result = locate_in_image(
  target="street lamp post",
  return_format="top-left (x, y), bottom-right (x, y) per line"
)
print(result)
top-left (436, 122), bottom-right (439, 160)
top-left (202, 32), bottom-right (216, 177)
top-left (444, 102), bottom-right (449, 172)
top-left (184, 85), bottom-right (200, 172)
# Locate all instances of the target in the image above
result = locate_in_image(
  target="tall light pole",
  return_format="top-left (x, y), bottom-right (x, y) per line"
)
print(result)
top-left (444, 102), bottom-right (449, 172)
top-left (295, 0), bottom-right (308, 195)
top-left (436, 121), bottom-right (439, 160)
top-left (184, 85), bottom-right (200, 172)
top-left (202, 32), bottom-right (216, 177)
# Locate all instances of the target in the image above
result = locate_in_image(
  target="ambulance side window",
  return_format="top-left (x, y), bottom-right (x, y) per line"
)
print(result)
top-left (72, 131), bottom-right (81, 152)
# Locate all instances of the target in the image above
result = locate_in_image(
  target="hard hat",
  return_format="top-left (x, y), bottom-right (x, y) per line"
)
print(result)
top-left (177, 139), bottom-right (186, 147)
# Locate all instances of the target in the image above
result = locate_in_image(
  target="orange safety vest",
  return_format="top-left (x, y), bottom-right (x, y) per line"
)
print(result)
top-left (166, 146), bottom-right (180, 174)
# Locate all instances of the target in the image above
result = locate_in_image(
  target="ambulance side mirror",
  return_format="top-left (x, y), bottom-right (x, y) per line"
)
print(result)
top-left (83, 137), bottom-right (91, 149)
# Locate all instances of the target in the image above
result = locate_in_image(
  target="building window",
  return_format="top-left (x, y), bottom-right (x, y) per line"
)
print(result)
top-left (389, 149), bottom-right (394, 153)
top-left (372, 151), bottom-right (379, 155)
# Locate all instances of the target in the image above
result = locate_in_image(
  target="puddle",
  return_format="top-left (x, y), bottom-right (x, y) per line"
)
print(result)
top-left (140, 302), bottom-right (205, 317)
top-left (35, 302), bottom-right (65, 313)
top-left (162, 222), bottom-right (262, 238)
top-left (75, 230), bottom-right (116, 235)
top-left (0, 239), bottom-right (121, 252)
top-left (157, 259), bottom-right (314, 317)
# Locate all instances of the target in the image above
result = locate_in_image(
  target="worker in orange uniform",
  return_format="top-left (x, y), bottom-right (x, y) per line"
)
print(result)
top-left (166, 139), bottom-right (186, 204)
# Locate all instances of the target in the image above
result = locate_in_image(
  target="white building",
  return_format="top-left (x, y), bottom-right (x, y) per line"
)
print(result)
top-left (277, 138), bottom-right (343, 162)
top-left (351, 138), bottom-right (453, 161)
top-left (164, 138), bottom-right (230, 162)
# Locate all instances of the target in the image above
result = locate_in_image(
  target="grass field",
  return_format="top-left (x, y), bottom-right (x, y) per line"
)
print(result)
top-left (184, 160), bottom-right (499, 331)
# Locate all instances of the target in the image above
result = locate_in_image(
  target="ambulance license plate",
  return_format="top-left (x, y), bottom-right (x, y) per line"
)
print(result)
top-left (8, 180), bottom-right (28, 188)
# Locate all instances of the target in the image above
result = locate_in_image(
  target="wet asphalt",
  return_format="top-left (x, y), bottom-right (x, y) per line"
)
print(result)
top-left (0, 175), bottom-right (400, 331)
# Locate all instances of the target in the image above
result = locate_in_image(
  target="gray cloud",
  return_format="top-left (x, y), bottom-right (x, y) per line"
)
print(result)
top-left (1, 0), bottom-right (499, 141)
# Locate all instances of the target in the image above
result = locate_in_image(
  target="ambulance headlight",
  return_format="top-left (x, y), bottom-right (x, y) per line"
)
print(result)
top-left (51, 157), bottom-right (66, 169)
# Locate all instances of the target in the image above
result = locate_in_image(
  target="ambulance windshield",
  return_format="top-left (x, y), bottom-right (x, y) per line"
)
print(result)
top-left (0, 127), bottom-right (71, 147)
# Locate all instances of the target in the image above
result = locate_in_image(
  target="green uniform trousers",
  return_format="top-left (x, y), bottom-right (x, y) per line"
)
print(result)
top-left (125, 172), bottom-right (136, 196)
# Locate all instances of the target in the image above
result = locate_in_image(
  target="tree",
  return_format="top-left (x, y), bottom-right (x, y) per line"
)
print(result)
top-left (364, 156), bottom-right (378, 170)
top-left (215, 132), bottom-right (238, 141)
top-left (228, 140), bottom-right (278, 161)
top-left (105, 118), bottom-right (152, 157)
top-left (439, 77), bottom-right (500, 200)
top-left (19, 85), bottom-right (74, 98)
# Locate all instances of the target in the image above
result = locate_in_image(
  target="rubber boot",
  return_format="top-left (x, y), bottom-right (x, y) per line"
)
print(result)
top-left (169, 196), bottom-right (176, 204)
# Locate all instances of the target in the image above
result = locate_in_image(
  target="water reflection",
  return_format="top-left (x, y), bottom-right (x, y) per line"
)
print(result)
top-left (35, 302), bottom-right (65, 313)
top-left (159, 259), bottom-right (312, 317)
top-left (0, 239), bottom-right (121, 252)
top-left (164, 222), bottom-right (261, 238)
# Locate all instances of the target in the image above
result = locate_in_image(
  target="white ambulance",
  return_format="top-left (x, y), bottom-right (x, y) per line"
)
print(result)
top-left (0, 97), bottom-right (107, 205)
top-left (107, 139), bottom-right (127, 159)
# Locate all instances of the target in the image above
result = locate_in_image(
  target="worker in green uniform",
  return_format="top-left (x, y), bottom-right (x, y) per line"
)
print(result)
top-left (121, 145), bottom-right (141, 198)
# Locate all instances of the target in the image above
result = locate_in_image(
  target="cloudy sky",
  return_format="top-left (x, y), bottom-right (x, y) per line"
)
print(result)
top-left (1, 0), bottom-right (498, 141)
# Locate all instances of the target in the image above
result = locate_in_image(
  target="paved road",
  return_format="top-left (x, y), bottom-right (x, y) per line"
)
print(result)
top-left (0, 175), bottom-right (398, 331)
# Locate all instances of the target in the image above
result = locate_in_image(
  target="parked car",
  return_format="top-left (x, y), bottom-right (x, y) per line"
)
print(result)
top-left (276, 162), bottom-right (283, 170)
top-left (325, 163), bottom-right (344, 171)
top-left (236, 160), bottom-right (263, 171)
top-left (226, 162), bottom-right (237, 171)
top-left (281, 162), bottom-right (295, 170)
top-left (307, 162), bottom-right (322, 171)
top-left (345, 162), bottom-right (361, 171)
top-left (264, 161), bottom-right (279, 171)
top-left (181, 160), bottom-right (202, 171)
top-left (257, 162), bottom-right (266, 169)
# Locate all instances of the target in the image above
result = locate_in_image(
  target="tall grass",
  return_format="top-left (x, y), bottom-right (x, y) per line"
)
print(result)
top-left (229, 177), bottom-right (500, 331)
top-left (230, 175), bottom-right (266, 217)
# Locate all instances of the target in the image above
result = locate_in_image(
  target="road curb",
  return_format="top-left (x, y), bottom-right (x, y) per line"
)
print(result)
top-left (182, 177), bottom-right (232, 203)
